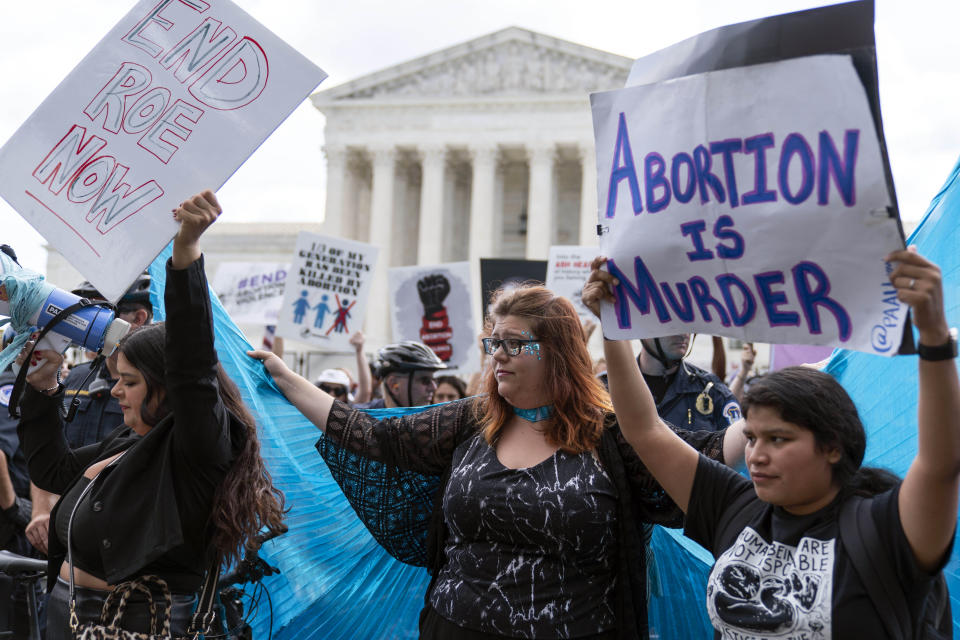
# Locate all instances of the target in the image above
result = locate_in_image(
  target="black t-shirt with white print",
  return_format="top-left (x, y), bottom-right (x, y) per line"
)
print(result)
top-left (684, 455), bottom-right (949, 640)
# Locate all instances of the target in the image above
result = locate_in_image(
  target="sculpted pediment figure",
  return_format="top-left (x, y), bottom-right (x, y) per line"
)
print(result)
top-left (317, 27), bottom-right (632, 102)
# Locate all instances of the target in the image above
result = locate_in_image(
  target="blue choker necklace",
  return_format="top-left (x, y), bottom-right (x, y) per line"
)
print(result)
top-left (513, 405), bottom-right (554, 422)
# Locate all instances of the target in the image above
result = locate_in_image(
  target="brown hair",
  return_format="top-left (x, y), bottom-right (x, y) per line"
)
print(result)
top-left (209, 367), bottom-right (287, 565)
top-left (118, 324), bottom-right (286, 567)
top-left (479, 284), bottom-right (611, 453)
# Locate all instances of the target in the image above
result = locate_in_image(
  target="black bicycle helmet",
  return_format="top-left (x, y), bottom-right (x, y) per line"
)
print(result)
top-left (72, 272), bottom-right (151, 305)
top-left (374, 340), bottom-right (446, 378)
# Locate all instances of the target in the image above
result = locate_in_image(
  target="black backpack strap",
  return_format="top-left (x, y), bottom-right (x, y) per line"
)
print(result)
top-left (838, 495), bottom-right (912, 639)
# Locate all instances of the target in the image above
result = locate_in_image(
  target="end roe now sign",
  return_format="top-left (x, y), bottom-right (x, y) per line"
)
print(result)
top-left (591, 55), bottom-right (908, 356)
top-left (0, 0), bottom-right (326, 300)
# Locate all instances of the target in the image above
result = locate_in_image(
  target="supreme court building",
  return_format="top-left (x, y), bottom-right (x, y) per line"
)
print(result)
top-left (311, 27), bottom-right (633, 343)
top-left (44, 27), bottom-right (634, 372)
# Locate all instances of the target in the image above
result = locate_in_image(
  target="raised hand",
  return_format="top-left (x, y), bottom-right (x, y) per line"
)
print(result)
top-left (349, 330), bottom-right (365, 353)
top-left (887, 247), bottom-right (950, 346)
top-left (581, 256), bottom-right (619, 319)
top-left (172, 190), bottom-right (221, 268)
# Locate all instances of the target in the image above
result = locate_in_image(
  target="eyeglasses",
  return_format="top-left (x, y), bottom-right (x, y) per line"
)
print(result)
top-left (481, 337), bottom-right (541, 357)
top-left (319, 384), bottom-right (348, 397)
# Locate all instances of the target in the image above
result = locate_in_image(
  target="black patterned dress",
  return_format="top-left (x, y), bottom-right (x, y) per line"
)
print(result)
top-left (317, 398), bottom-right (725, 639)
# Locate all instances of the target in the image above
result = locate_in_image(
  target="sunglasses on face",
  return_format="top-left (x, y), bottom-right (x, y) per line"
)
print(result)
top-left (319, 384), bottom-right (348, 397)
top-left (481, 337), bottom-right (540, 357)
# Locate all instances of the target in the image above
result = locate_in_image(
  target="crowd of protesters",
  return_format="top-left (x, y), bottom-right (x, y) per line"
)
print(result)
top-left (0, 190), bottom-right (955, 640)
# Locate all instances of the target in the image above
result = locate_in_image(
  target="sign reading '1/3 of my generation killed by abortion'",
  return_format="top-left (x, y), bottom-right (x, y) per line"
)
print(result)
top-left (591, 55), bottom-right (908, 356)
top-left (276, 232), bottom-right (379, 352)
top-left (0, 0), bottom-right (327, 301)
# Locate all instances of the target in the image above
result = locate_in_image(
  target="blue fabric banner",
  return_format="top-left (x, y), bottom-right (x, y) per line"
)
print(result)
top-left (824, 155), bottom-right (960, 635)
top-left (148, 244), bottom-right (714, 638)
top-left (147, 150), bottom-right (960, 638)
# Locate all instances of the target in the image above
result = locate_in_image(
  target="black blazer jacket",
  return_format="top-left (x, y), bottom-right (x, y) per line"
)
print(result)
top-left (18, 256), bottom-right (241, 592)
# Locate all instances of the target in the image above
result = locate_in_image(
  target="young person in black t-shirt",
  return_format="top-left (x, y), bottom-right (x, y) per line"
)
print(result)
top-left (583, 248), bottom-right (959, 639)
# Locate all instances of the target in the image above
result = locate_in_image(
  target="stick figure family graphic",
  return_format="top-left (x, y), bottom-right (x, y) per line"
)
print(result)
top-left (292, 290), bottom-right (354, 334)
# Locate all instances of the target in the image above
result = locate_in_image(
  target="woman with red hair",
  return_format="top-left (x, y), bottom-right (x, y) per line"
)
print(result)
top-left (250, 283), bottom-right (742, 640)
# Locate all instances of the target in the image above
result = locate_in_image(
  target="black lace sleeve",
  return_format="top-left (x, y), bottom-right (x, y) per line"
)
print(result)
top-left (614, 418), bottom-right (726, 528)
top-left (323, 396), bottom-right (481, 475)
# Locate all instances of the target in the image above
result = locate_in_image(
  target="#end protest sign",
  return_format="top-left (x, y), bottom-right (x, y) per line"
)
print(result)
top-left (591, 53), bottom-right (908, 356)
top-left (546, 246), bottom-right (600, 323)
top-left (212, 261), bottom-right (289, 325)
top-left (0, 0), bottom-right (327, 300)
top-left (387, 262), bottom-right (477, 372)
top-left (276, 232), bottom-right (378, 352)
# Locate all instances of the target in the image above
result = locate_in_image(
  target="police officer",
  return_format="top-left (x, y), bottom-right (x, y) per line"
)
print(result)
top-left (0, 326), bottom-right (40, 636)
top-left (62, 274), bottom-right (152, 448)
top-left (354, 341), bottom-right (446, 409)
top-left (637, 333), bottom-right (740, 432)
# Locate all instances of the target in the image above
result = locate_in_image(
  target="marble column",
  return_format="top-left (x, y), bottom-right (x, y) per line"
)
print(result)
top-left (468, 144), bottom-right (498, 265)
top-left (525, 143), bottom-right (555, 260)
top-left (367, 145), bottom-right (397, 343)
top-left (468, 143), bottom-right (498, 324)
top-left (578, 143), bottom-right (599, 246)
top-left (417, 145), bottom-right (447, 265)
top-left (322, 144), bottom-right (348, 238)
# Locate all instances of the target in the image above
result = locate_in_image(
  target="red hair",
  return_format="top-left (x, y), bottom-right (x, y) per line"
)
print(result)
top-left (479, 284), bottom-right (611, 454)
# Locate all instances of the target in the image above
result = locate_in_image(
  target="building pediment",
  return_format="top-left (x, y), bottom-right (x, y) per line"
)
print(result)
top-left (314, 27), bottom-right (632, 103)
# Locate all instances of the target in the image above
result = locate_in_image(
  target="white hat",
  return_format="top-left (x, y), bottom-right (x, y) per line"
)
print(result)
top-left (314, 369), bottom-right (351, 388)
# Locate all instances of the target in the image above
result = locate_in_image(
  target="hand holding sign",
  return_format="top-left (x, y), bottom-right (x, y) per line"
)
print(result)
top-left (592, 54), bottom-right (906, 355)
top-left (887, 248), bottom-right (950, 347)
top-left (581, 256), bottom-right (618, 320)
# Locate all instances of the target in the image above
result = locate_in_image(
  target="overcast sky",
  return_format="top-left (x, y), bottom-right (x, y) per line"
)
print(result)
top-left (2, 0), bottom-right (957, 275)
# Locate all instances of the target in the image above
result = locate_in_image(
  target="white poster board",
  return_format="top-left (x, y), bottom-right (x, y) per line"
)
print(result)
top-left (0, 0), bottom-right (326, 300)
top-left (546, 246), bottom-right (600, 322)
top-left (387, 262), bottom-right (478, 372)
top-left (591, 55), bottom-right (907, 356)
top-left (212, 261), bottom-right (288, 325)
top-left (276, 232), bottom-right (378, 352)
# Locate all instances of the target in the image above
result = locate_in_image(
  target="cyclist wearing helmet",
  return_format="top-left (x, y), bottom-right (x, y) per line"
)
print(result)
top-left (355, 341), bottom-right (446, 409)
top-left (636, 334), bottom-right (740, 432)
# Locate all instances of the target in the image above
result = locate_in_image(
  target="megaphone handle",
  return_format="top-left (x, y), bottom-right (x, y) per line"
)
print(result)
top-left (7, 299), bottom-right (96, 420)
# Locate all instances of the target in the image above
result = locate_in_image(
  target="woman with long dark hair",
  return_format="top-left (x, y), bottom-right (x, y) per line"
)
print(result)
top-left (250, 283), bottom-right (743, 639)
top-left (584, 248), bottom-right (959, 638)
top-left (17, 191), bottom-right (285, 638)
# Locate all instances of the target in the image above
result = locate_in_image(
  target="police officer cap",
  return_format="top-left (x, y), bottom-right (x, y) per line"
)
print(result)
top-left (73, 273), bottom-right (152, 305)
top-left (374, 341), bottom-right (446, 378)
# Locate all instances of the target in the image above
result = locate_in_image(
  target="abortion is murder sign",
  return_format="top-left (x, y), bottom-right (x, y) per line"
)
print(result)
top-left (591, 1), bottom-right (910, 356)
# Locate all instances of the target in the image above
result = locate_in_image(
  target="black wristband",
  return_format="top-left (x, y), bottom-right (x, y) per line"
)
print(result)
top-left (917, 328), bottom-right (958, 361)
